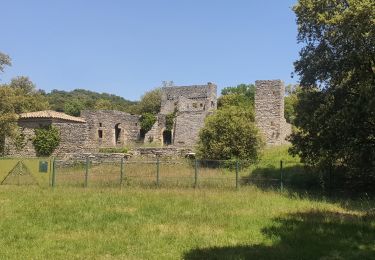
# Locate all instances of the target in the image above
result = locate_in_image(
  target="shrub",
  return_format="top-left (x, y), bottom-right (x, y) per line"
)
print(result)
top-left (33, 125), bottom-right (60, 156)
top-left (196, 106), bottom-right (264, 164)
top-left (140, 113), bottom-right (157, 134)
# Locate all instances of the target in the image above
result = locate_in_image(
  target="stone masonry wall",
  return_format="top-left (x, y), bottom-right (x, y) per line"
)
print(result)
top-left (173, 111), bottom-right (209, 147)
top-left (147, 83), bottom-right (217, 147)
top-left (144, 114), bottom-right (167, 145)
top-left (53, 122), bottom-right (94, 155)
top-left (160, 83), bottom-right (217, 114)
top-left (255, 80), bottom-right (292, 146)
top-left (81, 110), bottom-right (141, 149)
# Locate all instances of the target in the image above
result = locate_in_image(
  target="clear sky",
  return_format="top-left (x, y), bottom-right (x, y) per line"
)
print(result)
top-left (1, 0), bottom-right (299, 101)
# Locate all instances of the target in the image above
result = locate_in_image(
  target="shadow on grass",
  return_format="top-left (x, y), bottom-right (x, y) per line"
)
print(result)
top-left (183, 210), bottom-right (375, 260)
top-left (242, 164), bottom-right (322, 192)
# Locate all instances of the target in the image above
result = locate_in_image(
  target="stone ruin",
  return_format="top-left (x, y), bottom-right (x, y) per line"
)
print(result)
top-left (4, 80), bottom-right (291, 157)
top-left (255, 80), bottom-right (292, 146)
top-left (144, 83), bottom-right (217, 147)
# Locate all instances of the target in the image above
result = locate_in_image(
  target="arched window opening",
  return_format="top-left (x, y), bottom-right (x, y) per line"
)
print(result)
top-left (115, 123), bottom-right (122, 144)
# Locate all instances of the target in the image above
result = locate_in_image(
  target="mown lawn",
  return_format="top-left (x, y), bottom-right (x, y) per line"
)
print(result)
top-left (0, 186), bottom-right (374, 259)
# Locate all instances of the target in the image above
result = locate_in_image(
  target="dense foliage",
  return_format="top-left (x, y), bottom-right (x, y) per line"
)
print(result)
top-left (290, 0), bottom-right (375, 191)
top-left (33, 126), bottom-right (61, 156)
top-left (284, 85), bottom-right (300, 124)
top-left (198, 83), bottom-right (263, 161)
top-left (218, 84), bottom-right (255, 108)
top-left (132, 88), bottom-right (162, 115)
top-left (0, 76), bottom-right (50, 155)
top-left (197, 105), bottom-right (263, 162)
top-left (139, 113), bottom-right (157, 137)
top-left (165, 113), bottom-right (176, 131)
top-left (46, 89), bottom-right (137, 116)
top-left (0, 52), bottom-right (11, 74)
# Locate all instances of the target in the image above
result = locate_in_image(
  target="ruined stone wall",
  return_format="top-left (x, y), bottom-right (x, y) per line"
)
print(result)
top-left (146, 83), bottom-right (217, 147)
top-left (144, 114), bottom-right (167, 145)
top-left (81, 110), bottom-right (141, 149)
top-left (5, 127), bottom-right (37, 157)
top-left (160, 83), bottom-right (217, 114)
top-left (53, 122), bottom-right (93, 155)
top-left (173, 111), bottom-right (209, 147)
top-left (255, 80), bottom-right (291, 146)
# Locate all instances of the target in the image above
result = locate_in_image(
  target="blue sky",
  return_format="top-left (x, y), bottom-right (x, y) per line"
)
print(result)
top-left (1, 0), bottom-right (299, 101)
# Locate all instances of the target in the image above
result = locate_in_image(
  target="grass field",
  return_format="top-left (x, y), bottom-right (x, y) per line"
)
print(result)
top-left (0, 147), bottom-right (374, 259)
top-left (0, 186), bottom-right (374, 259)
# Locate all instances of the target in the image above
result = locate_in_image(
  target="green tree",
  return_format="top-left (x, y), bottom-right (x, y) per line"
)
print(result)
top-left (284, 85), bottom-right (300, 124)
top-left (0, 77), bottom-right (49, 154)
top-left (139, 112), bottom-right (157, 137)
top-left (197, 106), bottom-right (264, 162)
top-left (94, 99), bottom-right (113, 110)
top-left (218, 84), bottom-right (255, 109)
top-left (64, 99), bottom-right (84, 116)
top-left (290, 0), bottom-right (375, 190)
top-left (136, 88), bottom-right (162, 114)
top-left (46, 89), bottom-right (137, 114)
top-left (0, 52), bottom-right (11, 75)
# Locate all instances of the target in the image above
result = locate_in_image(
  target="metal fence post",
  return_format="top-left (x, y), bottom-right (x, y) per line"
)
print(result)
top-left (51, 157), bottom-right (56, 188)
top-left (85, 157), bottom-right (89, 188)
top-left (194, 159), bottom-right (198, 188)
top-left (156, 156), bottom-right (160, 187)
top-left (236, 160), bottom-right (239, 189)
top-left (280, 160), bottom-right (283, 192)
top-left (120, 157), bottom-right (124, 186)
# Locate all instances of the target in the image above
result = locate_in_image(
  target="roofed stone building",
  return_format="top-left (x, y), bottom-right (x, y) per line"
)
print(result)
top-left (4, 110), bottom-right (93, 156)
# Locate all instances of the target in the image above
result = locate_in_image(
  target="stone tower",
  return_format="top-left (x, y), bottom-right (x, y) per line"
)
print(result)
top-left (255, 80), bottom-right (291, 146)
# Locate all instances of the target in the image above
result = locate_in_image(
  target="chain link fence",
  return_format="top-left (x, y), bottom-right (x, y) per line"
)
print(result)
top-left (0, 156), bottom-right (317, 191)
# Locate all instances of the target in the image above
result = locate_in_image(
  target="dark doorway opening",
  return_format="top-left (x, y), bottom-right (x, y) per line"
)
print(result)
top-left (115, 123), bottom-right (121, 144)
top-left (139, 129), bottom-right (146, 141)
top-left (163, 130), bottom-right (172, 145)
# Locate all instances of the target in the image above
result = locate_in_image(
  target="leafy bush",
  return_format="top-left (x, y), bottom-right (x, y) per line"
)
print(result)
top-left (140, 113), bottom-right (157, 133)
top-left (33, 126), bottom-right (60, 156)
top-left (196, 106), bottom-right (264, 164)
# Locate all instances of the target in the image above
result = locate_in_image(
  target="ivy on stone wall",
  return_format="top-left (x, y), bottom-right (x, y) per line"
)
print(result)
top-left (165, 112), bottom-right (176, 131)
top-left (33, 125), bottom-right (60, 156)
top-left (140, 113), bottom-right (157, 135)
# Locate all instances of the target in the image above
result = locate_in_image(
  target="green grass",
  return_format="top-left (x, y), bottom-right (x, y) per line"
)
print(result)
top-left (0, 186), bottom-right (374, 259)
top-left (0, 147), bottom-right (373, 259)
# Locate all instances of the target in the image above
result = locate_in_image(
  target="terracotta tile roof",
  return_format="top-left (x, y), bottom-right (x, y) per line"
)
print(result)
top-left (19, 110), bottom-right (86, 123)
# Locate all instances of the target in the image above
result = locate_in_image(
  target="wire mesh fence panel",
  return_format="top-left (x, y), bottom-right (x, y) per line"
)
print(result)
top-left (0, 159), bottom-right (20, 184)
top-left (242, 161), bottom-right (281, 189)
top-left (158, 159), bottom-right (195, 188)
top-left (122, 160), bottom-right (159, 187)
top-left (54, 160), bottom-right (86, 187)
top-left (88, 160), bottom-right (122, 188)
top-left (0, 158), bottom-right (51, 186)
top-left (196, 160), bottom-right (237, 188)
top-left (0, 155), bottom-right (313, 191)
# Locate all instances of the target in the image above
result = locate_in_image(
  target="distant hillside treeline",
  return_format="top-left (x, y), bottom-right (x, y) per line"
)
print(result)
top-left (46, 89), bottom-right (139, 116)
